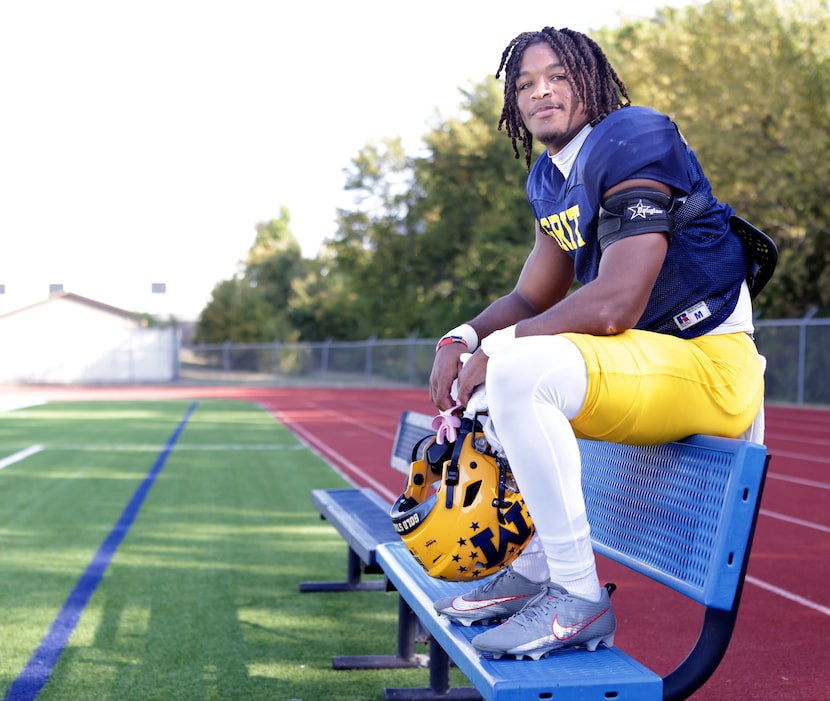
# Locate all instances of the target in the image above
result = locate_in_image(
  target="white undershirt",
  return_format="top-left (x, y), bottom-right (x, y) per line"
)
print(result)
top-left (548, 124), bottom-right (593, 178)
top-left (711, 280), bottom-right (754, 335)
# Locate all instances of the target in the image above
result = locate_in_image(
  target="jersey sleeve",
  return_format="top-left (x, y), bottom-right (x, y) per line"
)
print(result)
top-left (575, 107), bottom-right (693, 196)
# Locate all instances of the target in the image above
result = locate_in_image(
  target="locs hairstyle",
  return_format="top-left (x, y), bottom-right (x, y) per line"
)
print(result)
top-left (496, 27), bottom-right (631, 170)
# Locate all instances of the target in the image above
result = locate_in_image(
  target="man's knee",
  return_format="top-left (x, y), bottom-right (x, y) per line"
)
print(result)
top-left (485, 335), bottom-right (588, 418)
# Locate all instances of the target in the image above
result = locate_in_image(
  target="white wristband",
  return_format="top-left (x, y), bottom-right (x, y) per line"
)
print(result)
top-left (480, 325), bottom-right (517, 357)
top-left (440, 323), bottom-right (479, 353)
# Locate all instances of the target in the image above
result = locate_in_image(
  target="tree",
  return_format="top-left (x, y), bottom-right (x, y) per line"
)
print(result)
top-left (195, 208), bottom-right (308, 343)
top-left (194, 277), bottom-right (276, 343)
top-left (285, 252), bottom-right (366, 341)
top-left (410, 79), bottom-right (539, 333)
top-left (327, 81), bottom-right (537, 339)
top-left (327, 137), bottom-right (426, 338)
top-left (245, 208), bottom-right (306, 317)
top-left (196, 0), bottom-right (829, 342)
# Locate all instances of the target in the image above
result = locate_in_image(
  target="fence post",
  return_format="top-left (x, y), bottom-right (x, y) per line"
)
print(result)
top-left (172, 328), bottom-right (181, 381)
top-left (797, 307), bottom-right (818, 405)
top-left (272, 338), bottom-right (281, 379)
top-left (321, 338), bottom-right (332, 382)
top-left (408, 333), bottom-right (418, 386)
top-left (365, 335), bottom-right (376, 380)
top-left (223, 339), bottom-right (232, 373)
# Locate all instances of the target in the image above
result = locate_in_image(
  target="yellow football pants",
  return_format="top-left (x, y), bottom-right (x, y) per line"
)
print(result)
top-left (562, 330), bottom-right (764, 444)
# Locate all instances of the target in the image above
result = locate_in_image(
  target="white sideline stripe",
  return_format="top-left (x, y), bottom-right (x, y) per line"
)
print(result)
top-left (0, 445), bottom-right (44, 470)
top-left (760, 509), bottom-right (830, 534)
top-left (4, 444), bottom-right (301, 452)
top-left (746, 576), bottom-right (830, 617)
top-left (0, 399), bottom-right (46, 413)
top-left (767, 472), bottom-right (830, 490)
top-left (765, 432), bottom-right (830, 449)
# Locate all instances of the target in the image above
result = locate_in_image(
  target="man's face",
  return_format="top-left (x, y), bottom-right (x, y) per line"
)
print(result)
top-left (515, 42), bottom-right (591, 154)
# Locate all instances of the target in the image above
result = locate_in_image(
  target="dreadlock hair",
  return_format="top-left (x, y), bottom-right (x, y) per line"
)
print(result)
top-left (496, 27), bottom-right (631, 170)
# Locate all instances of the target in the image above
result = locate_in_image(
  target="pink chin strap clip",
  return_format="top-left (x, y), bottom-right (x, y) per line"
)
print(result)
top-left (432, 401), bottom-right (464, 444)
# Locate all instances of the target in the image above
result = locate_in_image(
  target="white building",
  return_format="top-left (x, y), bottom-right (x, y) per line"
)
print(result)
top-left (0, 291), bottom-right (179, 384)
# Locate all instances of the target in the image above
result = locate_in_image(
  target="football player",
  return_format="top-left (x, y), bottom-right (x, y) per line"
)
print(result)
top-left (429, 26), bottom-right (771, 660)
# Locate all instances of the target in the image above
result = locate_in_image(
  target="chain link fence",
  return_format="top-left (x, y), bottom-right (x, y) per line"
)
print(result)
top-left (184, 317), bottom-right (829, 406)
top-left (755, 316), bottom-right (829, 405)
top-left (181, 336), bottom-right (437, 388)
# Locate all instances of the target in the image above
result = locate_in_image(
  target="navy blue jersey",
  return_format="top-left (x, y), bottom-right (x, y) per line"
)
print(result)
top-left (526, 106), bottom-right (748, 338)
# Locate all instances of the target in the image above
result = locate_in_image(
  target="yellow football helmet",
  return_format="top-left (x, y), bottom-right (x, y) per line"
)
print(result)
top-left (390, 418), bottom-right (534, 581)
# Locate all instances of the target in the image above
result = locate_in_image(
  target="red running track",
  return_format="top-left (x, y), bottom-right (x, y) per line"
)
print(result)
top-left (4, 386), bottom-right (828, 700)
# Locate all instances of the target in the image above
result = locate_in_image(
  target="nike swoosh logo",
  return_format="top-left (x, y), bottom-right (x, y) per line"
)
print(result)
top-left (551, 608), bottom-right (609, 641)
top-left (452, 594), bottom-right (527, 612)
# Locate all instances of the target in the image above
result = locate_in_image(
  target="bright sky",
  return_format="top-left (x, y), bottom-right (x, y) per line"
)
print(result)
top-left (0, 0), bottom-right (691, 319)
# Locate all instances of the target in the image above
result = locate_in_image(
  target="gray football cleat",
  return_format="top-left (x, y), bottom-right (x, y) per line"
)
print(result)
top-left (433, 565), bottom-right (548, 627)
top-left (472, 584), bottom-right (616, 659)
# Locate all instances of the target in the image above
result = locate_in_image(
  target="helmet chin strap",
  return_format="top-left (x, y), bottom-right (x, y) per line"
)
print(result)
top-left (443, 418), bottom-right (471, 506)
top-left (443, 414), bottom-right (515, 519)
top-left (493, 456), bottom-right (513, 521)
top-left (442, 416), bottom-right (482, 507)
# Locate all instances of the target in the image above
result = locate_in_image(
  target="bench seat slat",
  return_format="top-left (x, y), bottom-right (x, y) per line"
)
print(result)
top-left (310, 487), bottom-right (397, 567)
top-left (378, 540), bottom-right (662, 701)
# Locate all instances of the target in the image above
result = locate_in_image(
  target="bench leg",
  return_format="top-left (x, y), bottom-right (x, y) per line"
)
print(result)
top-left (299, 547), bottom-right (386, 593)
top-left (383, 634), bottom-right (482, 701)
top-left (333, 596), bottom-right (429, 669)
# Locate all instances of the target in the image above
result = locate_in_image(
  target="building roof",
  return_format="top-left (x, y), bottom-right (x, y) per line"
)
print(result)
top-left (0, 290), bottom-right (144, 322)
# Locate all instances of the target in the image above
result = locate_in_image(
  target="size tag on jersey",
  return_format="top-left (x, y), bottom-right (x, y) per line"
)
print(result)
top-left (673, 301), bottom-right (712, 331)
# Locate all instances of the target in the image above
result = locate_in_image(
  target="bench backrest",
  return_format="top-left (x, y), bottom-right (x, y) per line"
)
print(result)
top-left (390, 411), bottom-right (768, 612)
top-left (390, 410), bottom-right (435, 473)
top-left (580, 434), bottom-right (768, 610)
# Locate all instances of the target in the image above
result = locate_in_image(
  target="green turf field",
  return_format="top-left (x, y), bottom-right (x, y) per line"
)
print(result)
top-left (0, 399), bottom-right (468, 701)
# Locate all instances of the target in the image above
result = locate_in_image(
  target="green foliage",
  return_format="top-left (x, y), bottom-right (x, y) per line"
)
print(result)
top-left (286, 252), bottom-right (367, 341)
top-left (327, 82), bottom-right (535, 339)
top-left (326, 138), bottom-right (426, 338)
top-left (195, 208), bottom-right (307, 343)
top-left (245, 209), bottom-right (306, 312)
top-left (412, 80), bottom-right (538, 333)
top-left (194, 277), bottom-right (281, 343)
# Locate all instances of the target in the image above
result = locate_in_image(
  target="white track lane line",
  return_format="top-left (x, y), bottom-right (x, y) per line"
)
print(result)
top-left (760, 509), bottom-right (830, 534)
top-left (0, 444), bottom-right (44, 470)
top-left (767, 472), bottom-right (830, 490)
top-left (272, 413), bottom-right (398, 503)
top-left (747, 576), bottom-right (830, 617)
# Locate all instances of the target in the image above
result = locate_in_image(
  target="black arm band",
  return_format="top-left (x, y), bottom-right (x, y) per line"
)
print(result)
top-left (597, 188), bottom-right (676, 252)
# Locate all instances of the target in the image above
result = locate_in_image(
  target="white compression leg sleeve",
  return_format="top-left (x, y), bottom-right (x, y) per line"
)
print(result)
top-left (486, 335), bottom-right (603, 601)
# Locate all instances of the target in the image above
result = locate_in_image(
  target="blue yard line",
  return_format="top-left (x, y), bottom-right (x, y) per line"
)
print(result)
top-left (4, 402), bottom-right (198, 701)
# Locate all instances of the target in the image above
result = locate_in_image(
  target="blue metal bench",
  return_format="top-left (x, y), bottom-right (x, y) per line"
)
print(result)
top-left (378, 433), bottom-right (770, 701)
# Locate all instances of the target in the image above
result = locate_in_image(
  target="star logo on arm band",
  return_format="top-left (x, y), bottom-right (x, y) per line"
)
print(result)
top-left (627, 199), bottom-right (665, 220)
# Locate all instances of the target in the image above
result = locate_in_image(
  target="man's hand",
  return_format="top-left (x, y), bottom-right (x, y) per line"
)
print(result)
top-left (455, 349), bottom-right (488, 408)
top-left (429, 344), bottom-right (467, 411)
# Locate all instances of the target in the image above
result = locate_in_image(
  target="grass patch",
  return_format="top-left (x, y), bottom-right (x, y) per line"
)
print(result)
top-left (0, 399), bottom-right (469, 700)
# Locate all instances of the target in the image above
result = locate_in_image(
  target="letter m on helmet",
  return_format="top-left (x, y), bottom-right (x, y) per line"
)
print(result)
top-left (469, 501), bottom-right (534, 569)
